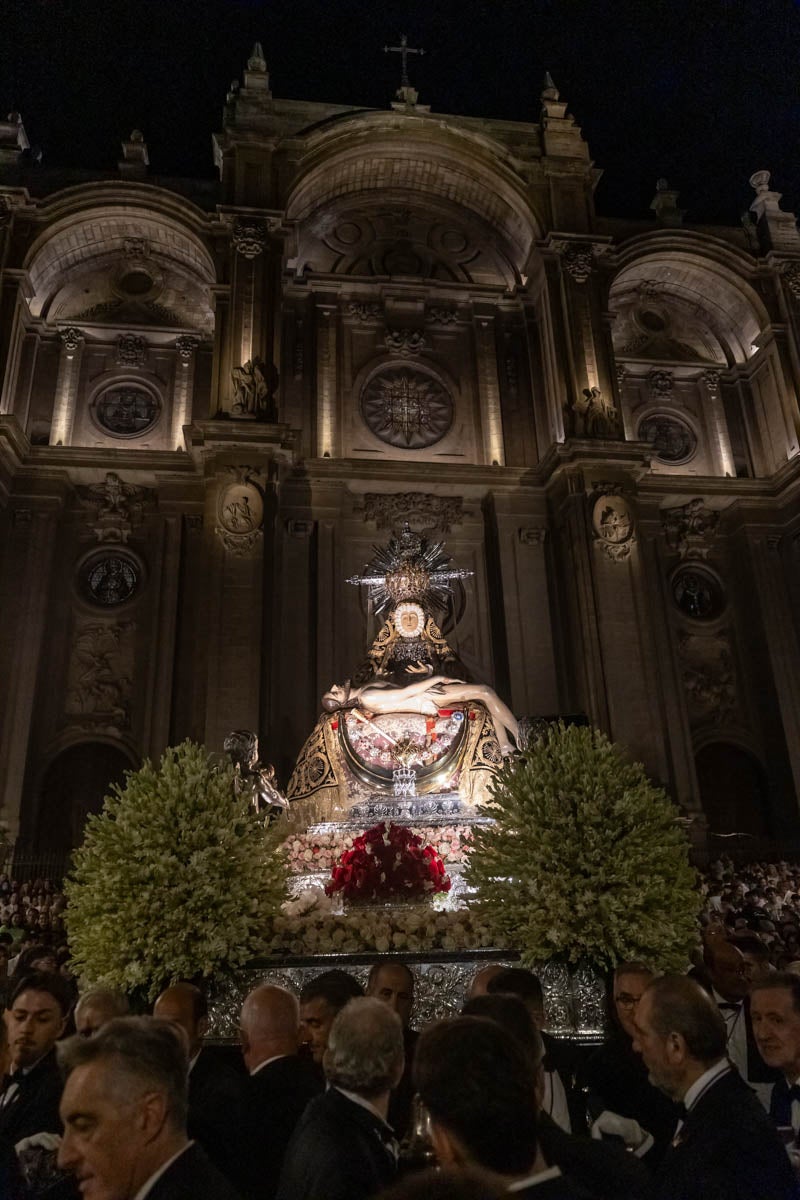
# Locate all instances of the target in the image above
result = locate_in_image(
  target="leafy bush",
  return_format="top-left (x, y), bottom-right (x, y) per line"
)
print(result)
top-left (465, 723), bottom-right (699, 972)
top-left (65, 740), bottom-right (287, 1000)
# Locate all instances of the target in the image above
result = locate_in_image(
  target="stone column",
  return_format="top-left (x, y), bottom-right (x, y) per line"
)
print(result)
top-left (209, 285), bottom-right (231, 417)
top-left (170, 337), bottom-right (198, 448)
top-left (50, 329), bottom-right (85, 446)
top-left (0, 507), bottom-right (60, 837)
top-left (0, 270), bottom-right (32, 417)
top-left (702, 369), bottom-right (736, 477)
top-left (315, 303), bottom-right (338, 458)
top-left (472, 306), bottom-right (505, 465)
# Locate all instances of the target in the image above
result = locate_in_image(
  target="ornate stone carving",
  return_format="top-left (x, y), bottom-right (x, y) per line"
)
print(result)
top-left (384, 329), bottom-right (426, 357)
top-left (358, 493), bottom-right (465, 534)
top-left (647, 369), bottom-right (674, 400)
top-left (590, 487), bottom-right (636, 562)
top-left (563, 387), bottom-right (621, 439)
top-left (559, 245), bottom-right (595, 284)
top-left (93, 385), bottom-right (160, 437)
top-left (703, 369), bottom-right (722, 398)
top-left (361, 366), bottom-right (453, 450)
top-left (638, 279), bottom-right (662, 299)
top-left (662, 498), bottom-right (719, 560)
top-left (230, 358), bottom-right (278, 421)
top-left (123, 236), bottom-right (150, 259)
top-left (638, 413), bottom-right (697, 463)
top-left (116, 334), bottom-right (146, 368)
top-left (175, 335), bottom-right (199, 361)
top-left (671, 565), bottom-right (725, 621)
top-left (79, 472), bottom-right (148, 544)
top-left (60, 327), bottom-right (84, 356)
top-left (783, 261), bottom-right (800, 300)
top-left (215, 466), bottom-right (265, 556)
top-left (519, 527), bottom-right (547, 545)
top-left (65, 620), bottom-right (136, 729)
top-left (678, 631), bottom-right (738, 724)
top-left (427, 306), bottom-right (459, 325)
top-left (345, 301), bottom-right (382, 322)
top-left (232, 219), bottom-right (267, 259)
top-left (615, 364), bottom-right (628, 387)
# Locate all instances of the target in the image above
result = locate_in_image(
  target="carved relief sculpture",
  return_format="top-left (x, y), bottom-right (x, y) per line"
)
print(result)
top-left (361, 366), bottom-right (453, 449)
top-left (678, 631), bottom-right (738, 724)
top-left (384, 329), bottom-right (426, 357)
top-left (232, 219), bottom-right (267, 259)
top-left (590, 488), bottom-right (636, 562)
top-left (115, 334), bottom-right (146, 368)
top-left (215, 466), bottom-right (265, 556)
top-left (65, 620), bottom-right (136, 730)
top-left (79, 472), bottom-right (148, 544)
top-left (358, 492), bottom-right (465, 534)
top-left (662, 498), bottom-right (720, 560)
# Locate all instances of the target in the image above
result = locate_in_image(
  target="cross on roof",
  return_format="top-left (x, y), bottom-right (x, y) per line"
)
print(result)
top-left (383, 34), bottom-right (424, 90)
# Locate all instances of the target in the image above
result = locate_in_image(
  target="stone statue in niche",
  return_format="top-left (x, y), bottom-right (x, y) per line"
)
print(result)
top-left (230, 357), bottom-right (278, 421)
top-left (563, 387), bottom-right (621, 439)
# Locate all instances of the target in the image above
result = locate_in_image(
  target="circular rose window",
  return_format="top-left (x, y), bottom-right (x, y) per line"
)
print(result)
top-left (94, 386), bottom-right (160, 438)
top-left (361, 366), bottom-right (453, 450)
top-left (671, 566), bottom-right (725, 621)
top-left (80, 553), bottom-right (140, 607)
top-left (638, 413), bottom-right (697, 464)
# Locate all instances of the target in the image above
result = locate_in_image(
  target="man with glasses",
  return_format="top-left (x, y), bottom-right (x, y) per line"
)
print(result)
top-left (581, 962), bottom-right (681, 1160)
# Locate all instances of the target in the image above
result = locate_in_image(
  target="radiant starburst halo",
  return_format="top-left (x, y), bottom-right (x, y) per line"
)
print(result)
top-left (346, 523), bottom-right (473, 614)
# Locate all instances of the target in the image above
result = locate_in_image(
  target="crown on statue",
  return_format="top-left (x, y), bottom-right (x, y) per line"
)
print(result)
top-left (392, 764), bottom-right (417, 798)
top-left (386, 563), bottom-right (430, 604)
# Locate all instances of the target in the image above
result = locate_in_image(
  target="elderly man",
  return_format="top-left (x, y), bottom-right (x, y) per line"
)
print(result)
top-left (0, 970), bottom-right (70, 1146)
top-left (366, 960), bottom-right (417, 1139)
top-left (57, 1017), bottom-right (241, 1199)
top-left (154, 982), bottom-right (247, 1191)
top-left (277, 997), bottom-right (404, 1200)
top-left (239, 983), bottom-right (321, 1199)
top-left (74, 987), bottom-right (129, 1037)
top-left (632, 974), bottom-right (795, 1199)
top-left (750, 972), bottom-right (800, 1138)
top-left (414, 1014), bottom-right (584, 1198)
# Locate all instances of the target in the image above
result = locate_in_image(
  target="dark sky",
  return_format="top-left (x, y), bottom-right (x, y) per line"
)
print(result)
top-left (2, 0), bottom-right (799, 225)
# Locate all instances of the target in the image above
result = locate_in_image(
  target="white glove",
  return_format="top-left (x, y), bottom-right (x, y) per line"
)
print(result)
top-left (15, 1131), bottom-right (62, 1155)
top-left (591, 1110), bottom-right (654, 1158)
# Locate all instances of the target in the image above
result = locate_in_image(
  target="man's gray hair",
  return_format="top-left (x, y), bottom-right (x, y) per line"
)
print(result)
top-left (74, 987), bottom-right (130, 1021)
top-left (323, 996), bottom-right (404, 1099)
top-left (58, 1016), bottom-right (188, 1128)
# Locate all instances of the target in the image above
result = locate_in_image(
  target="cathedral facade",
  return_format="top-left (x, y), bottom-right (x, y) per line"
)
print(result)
top-left (1, 46), bottom-right (799, 861)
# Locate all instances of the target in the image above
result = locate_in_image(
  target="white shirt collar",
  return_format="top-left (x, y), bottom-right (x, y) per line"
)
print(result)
top-left (507, 1166), bottom-right (563, 1191)
top-left (188, 1050), bottom-right (201, 1076)
top-left (334, 1087), bottom-right (387, 1125)
top-left (132, 1142), bottom-right (192, 1200)
top-left (683, 1059), bottom-right (731, 1111)
top-left (250, 1053), bottom-right (289, 1077)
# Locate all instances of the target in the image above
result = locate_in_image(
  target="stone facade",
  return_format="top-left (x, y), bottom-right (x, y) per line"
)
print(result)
top-left (1, 53), bottom-right (800, 857)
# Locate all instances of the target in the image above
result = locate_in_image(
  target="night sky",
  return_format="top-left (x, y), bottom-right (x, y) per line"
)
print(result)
top-left (2, 0), bottom-right (799, 226)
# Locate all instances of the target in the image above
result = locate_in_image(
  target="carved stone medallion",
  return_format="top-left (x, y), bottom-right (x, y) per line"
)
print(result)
top-left (361, 366), bottom-right (453, 450)
top-left (638, 413), bottom-right (697, 463)
top-left (590, 492), bottom-right (636, 562)
top-left (216, 478), bottom-right (264, 556)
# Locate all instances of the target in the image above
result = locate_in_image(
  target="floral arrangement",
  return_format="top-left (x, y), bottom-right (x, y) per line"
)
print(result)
top-left (285, 825), bottom-right (474, 874)
top-left (324, 821), bottom-right (451, 904)
top-left (65, 740), bottom-right (288, 1000)
top-left (270, 887), bottom-right (495, 955)
top-left (466, 722), bottom-right (699, 974)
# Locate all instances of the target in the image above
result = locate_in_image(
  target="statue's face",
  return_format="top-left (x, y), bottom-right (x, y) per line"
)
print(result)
top-left (394, 602), bottom-right (425, 639)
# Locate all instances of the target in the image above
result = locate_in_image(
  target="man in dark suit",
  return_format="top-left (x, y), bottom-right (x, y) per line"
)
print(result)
top-left (414, 1014), bottom-right (593, 1198)
top-left (154, 982), bottom-right (248, 1190)
top-left (366, 960), bottom-right (418, 1140)
top-left (0, 970), bottom-right (70, 1147)
top-left (239, 982), bottom-right (321, 1199)
top-left (702, 937), bottom-right (778, 1106)
top-left (750, 972), bottom-right (800, 1141)
top-left (277, 996), bottom-right (404, 1200)
top-left (57, 1016), bottom-right (241, 1199)
top-left (631, 973), bottom-right (797, 1200)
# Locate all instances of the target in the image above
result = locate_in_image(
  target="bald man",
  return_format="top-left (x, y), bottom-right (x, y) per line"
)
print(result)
top-left (154, 982), bottom-right (248, 1191)
top-left (240, 984), bottom-right (322, 1200)
top-left (467, 963), bottom-right (506, 998)
top-left (703, 939), bottom-right (778, 1107)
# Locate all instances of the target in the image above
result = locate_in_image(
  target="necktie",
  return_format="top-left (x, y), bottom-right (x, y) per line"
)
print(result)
top-left (770, 1077), bottom-right (800, 1127)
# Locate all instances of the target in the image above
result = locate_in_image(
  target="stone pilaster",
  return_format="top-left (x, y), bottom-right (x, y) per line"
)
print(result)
top-left (50, 329), bottom-right (85, 446)
top-left (471, 306), bottom-right (505, 465)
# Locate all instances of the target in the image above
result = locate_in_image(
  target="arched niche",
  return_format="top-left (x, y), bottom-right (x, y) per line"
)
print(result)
top-left (32, 741), bottom-right (136, 856)
top-left (695, 742), bottom-right (770, 837)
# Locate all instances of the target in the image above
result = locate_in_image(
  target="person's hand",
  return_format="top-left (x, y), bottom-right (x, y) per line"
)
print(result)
top-left (591, 1111), bottom-right (654, 1157)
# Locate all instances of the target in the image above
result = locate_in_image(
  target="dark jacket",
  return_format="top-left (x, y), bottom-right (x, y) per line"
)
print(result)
top-left (580, 1030), bottom-right (681, 1159)
top-left (537, 1112), bottom-right (650, 1200)
top-left (0, 1048), bottom-right (62, 1146)
top-left (188, 1046), bottom-right (249, 1191)
top-left (276, 1087), bottom-right (398, 1200)
top-left (146, 1143), bottom-right (242, 1200)
top-left (655, 1066), bottom-right (798, 1200)
top-left (388, 1027), bottom-right (418, 1142)
top-left (242, 1053), bottom-right (321, 1200)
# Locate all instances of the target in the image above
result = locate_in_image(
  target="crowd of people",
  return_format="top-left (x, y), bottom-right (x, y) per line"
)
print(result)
top-left (1, 859), bottom-right (800, 1196)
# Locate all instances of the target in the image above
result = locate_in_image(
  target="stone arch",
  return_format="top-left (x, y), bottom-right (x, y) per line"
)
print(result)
top-left (28, 739), bottom-right (136, 857)
top-left (285, 116), bottom-right (543, 289)
top-left (695, 740), bottom-right (770, 836)
top-left (609, 237), bottom-right (779, 477)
